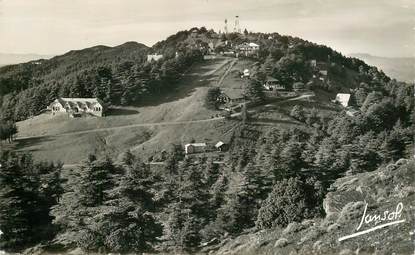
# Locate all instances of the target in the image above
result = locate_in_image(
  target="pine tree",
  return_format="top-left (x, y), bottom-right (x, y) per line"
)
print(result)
top-left (241, 103), bottom-right (248, 124)
top-left (0, 151), bottom-right (62, 252)
top-left (256, 177), bottom-right (323, 229)
top-left (164, 163), bottom-right (209, 250)
top-left (348, 131), bottom-right (382, 174)
top-left (275, 137), bottom-right (306, 178)
top-left (290, 105), bottom-right (305, 122)
top-left (179, 164), bottom-right (209, 220)
top-left (205, 87), bottom-right (221, 110)
top-left (98, 157), bottom-right (162, 252)
top-left (245, 79), bottom-right (265, 104)
top-left (77, 156), bottom-right (114, 206)
top-left (209, 173), bottom-right (228, 215)
top-left (0, 152), bottom-right (34, 250)
top-left (215, 170), bottom-right (258, 235)
top-left (164, 201), bottom-right (201, 251)
top-left (204, 159), bottom-right (220, 187)
top-left (52, 155), bottom-right (116, 251)
top-left (380, 123), bottom-right (410, 162)
top-left (164, 145), bottom-right (181, 175)
top-left (244, 163), bottom-right (271, 201)
top-left (361, 91), bottom-right (383, 112)
top-left (215, 191), bottom-right (251, 235)
top-left (0, 121), bottom-right (18, 143)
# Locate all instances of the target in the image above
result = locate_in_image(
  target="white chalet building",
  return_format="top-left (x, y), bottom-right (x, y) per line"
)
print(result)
top-left (48, 98), bottom-right (105, 117)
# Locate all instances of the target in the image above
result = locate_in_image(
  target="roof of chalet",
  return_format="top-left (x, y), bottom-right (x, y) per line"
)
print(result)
top-left (335, 93), bottom-right (351, 105)
top-left (215, 141), bottom-right (225, 148)
top-left (266, 76), bottom-right (279, 82)
top-left (60, 97), bottom-right (102, 104)
top-left (293, 81), bottom-right (305, 86)
top-left (238, 42), bottom-right (259, 48)
top-left (51, 98), bottom-right (103, 111)
top-left (221, 88), bottom-right (245, 100)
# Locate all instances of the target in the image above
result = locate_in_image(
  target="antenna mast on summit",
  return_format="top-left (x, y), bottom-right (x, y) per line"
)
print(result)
top-left (224, 19), bottom-right (228, 34)
top-left (234, 15), bottom-right (241, 33)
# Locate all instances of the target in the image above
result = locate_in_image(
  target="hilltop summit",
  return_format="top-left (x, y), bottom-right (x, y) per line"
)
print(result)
top-left (0, 27), bottom-right (392, 121)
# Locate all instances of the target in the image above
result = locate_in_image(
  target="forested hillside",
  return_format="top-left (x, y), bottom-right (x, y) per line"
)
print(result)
top-left (0, 27), bottom-right (414, 254)
top-left (0, 29), bottom-right (207, 121)
top-left (0, 27), bottom-right (395, 122)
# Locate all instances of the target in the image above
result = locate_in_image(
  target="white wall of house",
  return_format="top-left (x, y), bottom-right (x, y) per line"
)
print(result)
top-left (147, 54), bottom-right (163, 62)
top-left (185, 143), bottom-right (207, 154)
top-left (50, 102), bottom-right (66, 114)
top-left (49, 99), bottom-right (104, 117)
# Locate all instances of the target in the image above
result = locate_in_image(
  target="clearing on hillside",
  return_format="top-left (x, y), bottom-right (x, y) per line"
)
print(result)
top-left (15, 56), bottom-right (340, 164)
top-left (15, 57), bottom-right (239, 164)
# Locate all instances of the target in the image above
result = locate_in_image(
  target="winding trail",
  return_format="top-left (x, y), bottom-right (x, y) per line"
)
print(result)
top-left (16, 116), bottom-right (227, 140)
top-left (216, 59), bottom-right (237, 86)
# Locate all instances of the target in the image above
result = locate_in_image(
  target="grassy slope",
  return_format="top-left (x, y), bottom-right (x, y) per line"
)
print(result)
top-left (14, 57), bottom-right (239, 164)
top-left (15, 56), bottom-right (341, 164)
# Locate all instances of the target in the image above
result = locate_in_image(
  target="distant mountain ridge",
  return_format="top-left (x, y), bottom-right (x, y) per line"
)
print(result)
top-left (0, 53), bottom-right (54, 67)
top-left (350, 53), bottom-right (415, 82)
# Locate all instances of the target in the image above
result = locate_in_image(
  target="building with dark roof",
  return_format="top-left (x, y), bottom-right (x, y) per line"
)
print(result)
top-left (263, 76), bottom-right (286, 91)
top-left (217, 88), bottom-right (245, 104)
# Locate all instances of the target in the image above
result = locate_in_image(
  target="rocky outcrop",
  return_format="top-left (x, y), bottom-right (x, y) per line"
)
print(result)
top-left (212, 159), bottom-right (415, 255)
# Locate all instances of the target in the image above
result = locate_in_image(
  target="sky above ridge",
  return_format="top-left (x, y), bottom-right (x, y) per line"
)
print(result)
top-left (0, 0), bottom-right (414, 57)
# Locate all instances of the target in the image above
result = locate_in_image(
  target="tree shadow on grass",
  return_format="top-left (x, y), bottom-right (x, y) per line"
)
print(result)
top-left (14, 136), bottom-right (55, 152)
top-left (279, 100), bottom-right (338, 112)
top-left (249, 117), bottom-right (300, 126)
top-left (106, 108), bottom-right (140, 116)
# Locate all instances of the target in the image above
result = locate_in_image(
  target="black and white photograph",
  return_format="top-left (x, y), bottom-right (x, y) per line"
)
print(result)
top-left (0, 0), bottom-right (414, 254)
